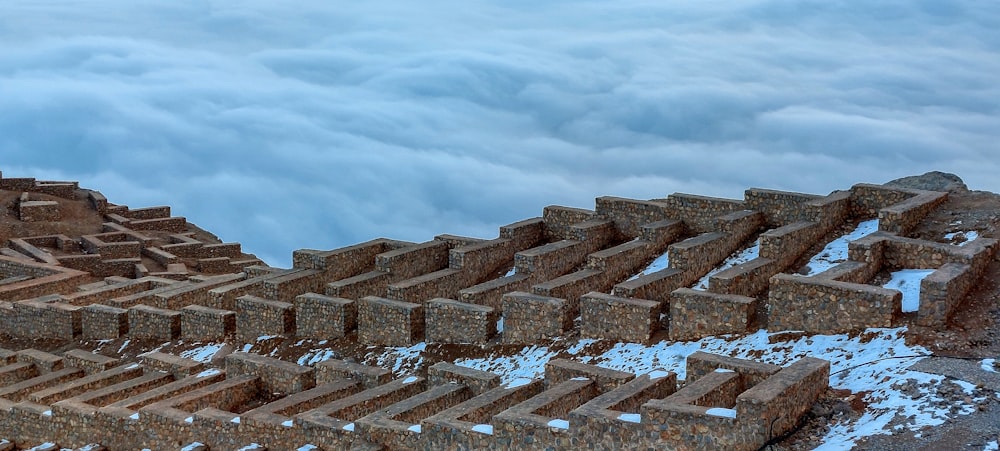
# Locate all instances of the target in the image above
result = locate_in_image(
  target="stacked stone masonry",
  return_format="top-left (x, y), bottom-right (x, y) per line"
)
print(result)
top-left (0, 170), bottom-right (991, 448)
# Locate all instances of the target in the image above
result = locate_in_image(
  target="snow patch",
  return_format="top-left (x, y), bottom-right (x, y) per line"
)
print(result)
top-left (403, 376), bottom-right (419, 384)
top-left (628, 251), bottom-right (670, 281)
top-left (883, 269), bottom-right (935, 313)
top-left (231, 416), bottom-right (241, 424)
top-left (618, 413), bottom-right (641, 423)
top-left (504, 377), bottom-right (534, 389)
top-left (982, 359), bottom-right (998, 373)
top-left (179, 343), bottom-right (223, 363)
top-left (407, 424), bottom-right (421, 433)
top-left (181, 442), bottom-right (204, 451)
top-left (343, 422), bottom-right (355, 431)
top-left (693, 239), bottom-right (761, 290)
top-left (547, 419), bottom-right (569, 429)
top-left (472, 423), bottom-right (494, 435)
top-left (714, 368), bottom-right (735, 373)
top-left (282, 419), bottom-right (294, 427)
top-left (457, 345), bottom-right (556, 384)
top-left (196, 368), bottom-right (222, 378)
top-left (945, 231), bottom-right (979, 245)
top-left (805, 219), bottom-right (879, 275)
top-left (705, 407), bottom-right (736, 418)
top-left (368, 342), bottom-right (427, 375)
top-left (647, 370), bottom-right (671, 380)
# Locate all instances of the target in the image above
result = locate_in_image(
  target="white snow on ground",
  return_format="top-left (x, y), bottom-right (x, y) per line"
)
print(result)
top-left (297, 348), bottom-right (338, 366)
top-left (342, 422), bottom-right (355, 431)
top-left (628, 250), bottom-right (670, 281)
top-left (297, 445), bottom-right (319, 451)
top-left (547, 419), bottom-right (569, 429)
top-left (883, 269), bottom-right (935, 313)
top-left (497, 317), bottom-right (504, 332)
top-left (566, 338), bottom-right (596, 355)
top-left (457, 345), bottom-right (558, 383)
top-left (806, 219), bottom-right (880, 276)
top-left (706, 407), bottom-right (737, 418)
top-left (982, 359), bottom-right (998, 373)
top-left (692, 239), bottom-right (761, 290)
top-left (237, 444), bottom-right (264, 450)
top-left (196, 368), bottom-right (221, 378)
top-left (618, 413), bottom-right (641, 423)
top-left (368, 342), bottom-right (427, 375)
top-left (408, 424), bottom-right (421, 433)
top-left (945, 231), bottom-right (979, 245)
top-left (461, 327), bottom-right (983, 449)
top-left (472, 423), bottom-right (494, 435)
top-left (504, 266), bottom-right (517, 277)
top-left (180, 443), bottom-right (204, 451)
top-left (984, 440), bottom-right (999, 451)
top-left (179, 343), bottom-right (223, 363)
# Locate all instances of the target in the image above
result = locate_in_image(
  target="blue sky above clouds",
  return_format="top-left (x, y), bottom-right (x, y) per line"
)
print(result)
top-left (2, 1), bottom-right (998, 267)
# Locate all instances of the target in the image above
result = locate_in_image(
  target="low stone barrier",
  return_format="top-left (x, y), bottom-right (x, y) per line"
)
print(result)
top-left (128, 304), bottom-right (181, 340)
top-left (235, 295), bottom-right (294, 342)
top-left (580, 292), bottom-right (659, 343)
top-left (501, 292), bottom-right (572, 345)
top-left (225, 352), bottom-right (315, 395)
top-left (315, 359), bottom-right (391, 389)
top-left (180, 305), bottom-right (235, 341)
top-left (768, 274), bottom-right (900, 334)
top-left (294, 293), bottom-right (356, 340)
top-left (357, 296), bottom-right (424, 346)
top-left (669, 289), bottom-right (755, 341)
top-left (425, 298), bottom-right (495, 345)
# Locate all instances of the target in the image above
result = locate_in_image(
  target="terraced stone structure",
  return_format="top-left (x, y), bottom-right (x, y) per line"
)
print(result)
top-left (0, 169), bottom-right (992, 449)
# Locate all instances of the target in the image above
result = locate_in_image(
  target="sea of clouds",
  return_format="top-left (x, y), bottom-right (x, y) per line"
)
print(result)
top-left (2, 1), bottom-right (998, 266)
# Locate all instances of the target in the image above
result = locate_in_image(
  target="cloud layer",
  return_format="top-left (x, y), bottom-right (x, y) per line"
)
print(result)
top-left (2, 1), bottom-right (998, 266)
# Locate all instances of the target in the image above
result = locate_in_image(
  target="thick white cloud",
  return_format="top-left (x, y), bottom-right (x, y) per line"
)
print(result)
top-left (1, 1), bottom-right (998, 266)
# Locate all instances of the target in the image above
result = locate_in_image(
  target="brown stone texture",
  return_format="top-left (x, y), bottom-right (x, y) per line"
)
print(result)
top-left (768, 274), bottom-right (901, 334)
top-left (357, 296), bottom-right (424, 346)
top-left (235, 295), bottom-right (295, 342)
top-left (294, 292), bottom-right (356, 340)
top-left (425, 298), bottom-right (495, 345)
top-left (580, 292), bottom-right (659, 343)
top-left (180, 305), bottom-right (236, 341)
top-left (669, 288), bottom-right (755, 341)
top-left (501, 292), bottom-right (572, 344)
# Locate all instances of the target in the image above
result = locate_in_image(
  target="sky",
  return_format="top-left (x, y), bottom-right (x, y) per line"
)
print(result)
top-left (1, 1), bottom-right (998, 267)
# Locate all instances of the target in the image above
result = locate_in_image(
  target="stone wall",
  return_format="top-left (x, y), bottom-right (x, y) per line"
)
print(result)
top-left (294, 293), bottom-right (356, 340)
top-left (878, 191), bottom-right (948, 235)
top-left (180, 305), bottom-right (235, 341)
top-left (744, 188), bottom-right (821, 228)
top-left (768, 274), bottom-right (901, 333)
top-left (580, 292), bottom-right (659, 343)
top-left (357, 296), bottom-right (424, 346)
top-left (501, 292), bottom-right (572, 345)
top-left (235, 295), bottom-right (294, 342)
top-left (542, 205), bottom-right (596, 241)
top-left (81, 304), bottom-right (128, 340)
top-left (127, 305), bottom-right (181, 340)
top-left (594, 196), bottom-right (672, 239)
top-left (226, 352), bottom-right (315, 395)
top-left (664, 193), bottom-right (747, 233)
top-left (850, 183), bottom-right (919, 218)
top-left (425, 298), bottom-right (495, 345)
top-left (669, 289), bottom-right (755, 341)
